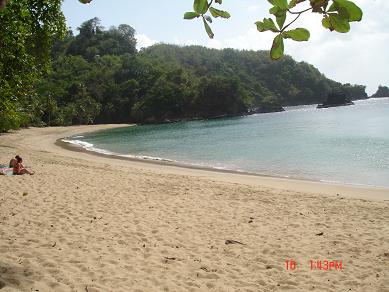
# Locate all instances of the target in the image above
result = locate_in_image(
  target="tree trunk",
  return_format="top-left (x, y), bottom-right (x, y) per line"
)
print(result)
top-left (0, 0), bottom-right (7, 10)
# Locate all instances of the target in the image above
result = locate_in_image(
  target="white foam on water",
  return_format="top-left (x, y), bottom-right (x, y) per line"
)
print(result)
top-left (119, 154), bottom-right (175, 163)
top-left (62, 139), bottom-right (177, 163)
top-left (62, 139), bottom-right (114, 156)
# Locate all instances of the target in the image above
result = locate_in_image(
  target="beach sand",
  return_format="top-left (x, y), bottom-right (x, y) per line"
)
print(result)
top-left (0, 125), bottom-right (388, 292)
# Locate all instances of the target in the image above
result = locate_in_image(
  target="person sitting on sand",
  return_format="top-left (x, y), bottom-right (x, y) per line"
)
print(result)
top-left (9, 156), bottom-right (18, 168)
top-left (13, 156), bottom-right (34, 175)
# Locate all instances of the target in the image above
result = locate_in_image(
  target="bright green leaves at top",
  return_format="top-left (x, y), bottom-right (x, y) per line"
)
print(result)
top-left (184, 12), bottom-right (200, 20)
top-left (289, 0), bottom-right (306, 9)
top-left (322, 13), bottom-right (350, 32)
top-left (268, 0), bottom-right (289, 10)
top-left (268, 0), bottom-right (288, 29)
top-left (270, 28), bottom-right (310, 60)
top-left (269, 6), bottom-right (287, 29)
top-left (283, 28), bottom-right (310, 41)
top-left (202, 17), bottom-right (214, 38)
top-left (209, 7), bottom-right (230, 19)
top-left (271, 35), bottom-right (284, 60)
top-left (256, 0), bottom-right (362, 60)
top-left (266, 0), bottom-right (289, 60)
top-left (322, 0), bottom-right (362, 33)
top-left (70, 0), bottom-right (365, 62)
top-left (328, 0), bottom-right (362, 22)
top-left (310, 0), bottom-right (329, 13)
top-left (193, 0), bottom-right (208, 14)
top-left (256, 18), bottom-right (279, 33)
top-left (185, 0), bottom-right (230, 39)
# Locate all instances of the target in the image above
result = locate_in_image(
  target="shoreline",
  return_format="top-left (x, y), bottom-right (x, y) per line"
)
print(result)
top-left (1, 124), bottom-right (389, 291)
top-left (56, 124), bottom-right (389, 201)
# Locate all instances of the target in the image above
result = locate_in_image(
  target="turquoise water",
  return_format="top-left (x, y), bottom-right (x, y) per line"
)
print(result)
top-left (66, 98), bottom-right (389, 188)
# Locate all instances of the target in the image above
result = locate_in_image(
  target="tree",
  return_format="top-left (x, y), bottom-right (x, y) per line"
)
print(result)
top-left (0, 0), bottom-right (66, 131)
top-left (68, 0), bottom-right (362, 60)
top-left (66, 18), bottom-right (137, 60)
top-left (371, 85), bottom-right (389, 98)
top-left (195, 76), bottom-right (248, 118)
top-left (183, 0), bottom-right (363, 60)
top-left (0, 1), bottom-right (367, 131)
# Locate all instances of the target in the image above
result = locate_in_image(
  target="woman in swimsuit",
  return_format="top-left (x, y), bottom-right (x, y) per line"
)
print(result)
top-left (9, 156), bottom-right (17, 168)
top-left (13, 156), bottom-right (34, 175)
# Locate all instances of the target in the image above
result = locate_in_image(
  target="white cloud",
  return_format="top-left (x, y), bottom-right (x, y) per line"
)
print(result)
top-left (283, 0), bottom-right (389, 94)
top-left (210, 0), bottom-right (389, 94)
top-left (135, 33), bottom-right (158, 49)
top-left (172, 37), bottom-right (197, 47)
top-left (247, 5), bottom-right (261, 12)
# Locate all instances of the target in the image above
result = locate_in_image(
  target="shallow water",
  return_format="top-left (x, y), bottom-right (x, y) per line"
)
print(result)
top-left (66, 98), bottom-right (389, 188)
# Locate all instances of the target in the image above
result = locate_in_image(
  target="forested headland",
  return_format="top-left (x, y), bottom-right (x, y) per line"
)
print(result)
top-left (371, 86), bottom-right (389, 98)
top-left (1, 17), bottom-right (370, 130)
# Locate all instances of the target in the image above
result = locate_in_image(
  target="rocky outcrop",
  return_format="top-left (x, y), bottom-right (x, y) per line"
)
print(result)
top-left (317, 92), bottom-right (354, 109)
top-left (371, 85), bottom-right (389, 98)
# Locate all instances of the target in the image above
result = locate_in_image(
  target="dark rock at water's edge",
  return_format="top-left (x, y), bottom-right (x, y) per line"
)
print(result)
top-left (317, 91), bottom-right (355, 109)
top-left (246, 105), bottom-right (285, 114)
top-left (139, 106), bottom-right (285, 125)
top-left (371, 85), bottom-right (389, 98)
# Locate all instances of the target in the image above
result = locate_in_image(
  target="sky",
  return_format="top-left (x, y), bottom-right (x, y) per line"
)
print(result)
top-left (61, 0), bottom-right (389, 95)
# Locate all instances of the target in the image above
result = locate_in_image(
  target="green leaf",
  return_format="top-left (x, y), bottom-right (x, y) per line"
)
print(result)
top-left (330, 13), bottom-right (350, 32)
top-left (255, 18), bottom-right (279, 33)
top-left (289, 0), bottom-right (306, 9)
top-left (271, 34), bottom-right (284, 60)
top-left (268, 0), bottom-right (288, 10)
top-left (322, 13), bottom-right (350, 32)
top-left (184, 12), bottom-right (200, 19)
top-left (283, 28), bottom-right (310, 41)
top-left (310, 0), bottom-right (328, 12)
top-left (209, 7), bottom-right (231, 18)
top-left (329, 0), bottom-right (362, 22)
top-left (193, 0), bottom-right (208, 14)
top-left (79, 0), bottom-right (92, 3)
top-left (322, 15), bottom-right (331, 29)
top-left (276, 12), bottom-right (286, 29)
top-left (202, 16), bottom-right (214, 38)
top-left (215, 0), bottom-right (222, 4)
top-left (269, 6), bottom-right (287, 28)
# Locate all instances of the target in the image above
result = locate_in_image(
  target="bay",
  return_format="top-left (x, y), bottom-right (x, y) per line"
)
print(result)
top-left (66, 98), bottom-right (389, 188)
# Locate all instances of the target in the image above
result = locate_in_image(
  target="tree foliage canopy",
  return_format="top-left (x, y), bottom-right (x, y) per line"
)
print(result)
top-left (0, 1), bottom-right (372, 132)
top-left (74, 0), bottom-right (363, 60)
top-left (183, 0), bottom-right (362, 59)
top-left (0, 0), bottom-right (66, 131)
top-left (28, 19), bottom-right (367, 127)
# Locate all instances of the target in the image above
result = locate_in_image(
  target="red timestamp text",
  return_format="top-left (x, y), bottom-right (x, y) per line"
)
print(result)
top-left (285, 259), bottom-right (343, 271)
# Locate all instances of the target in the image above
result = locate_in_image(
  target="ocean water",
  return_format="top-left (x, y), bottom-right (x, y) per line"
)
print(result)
top-left (65, 98), bottom-right (389, 188)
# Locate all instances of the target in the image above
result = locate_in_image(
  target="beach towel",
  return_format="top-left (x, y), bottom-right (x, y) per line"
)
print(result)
top-left (0, 164), bottom-right (33, 175)
top-left (0, 166), bottom-right (14, 176)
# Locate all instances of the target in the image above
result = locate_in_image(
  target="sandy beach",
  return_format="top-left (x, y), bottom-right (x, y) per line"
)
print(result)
top-left (0, 125), bottom-right (388, 292)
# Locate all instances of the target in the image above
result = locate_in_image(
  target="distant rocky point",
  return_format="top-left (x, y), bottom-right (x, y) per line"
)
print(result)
top-left (371, 85), bottom-right (389, 98)
top-left (317, 91), bottom-right (354, 109)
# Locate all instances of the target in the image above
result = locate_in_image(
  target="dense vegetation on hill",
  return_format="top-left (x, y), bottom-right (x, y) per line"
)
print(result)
top-left (4, 17), bottom-right (368, 129)
top-left (371, 86), bottom-right (389, 98)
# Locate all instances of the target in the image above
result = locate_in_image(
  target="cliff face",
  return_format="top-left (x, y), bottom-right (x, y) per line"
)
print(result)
top-left (371, 86), bottom-right (389, 98)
